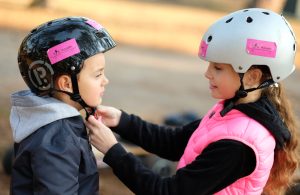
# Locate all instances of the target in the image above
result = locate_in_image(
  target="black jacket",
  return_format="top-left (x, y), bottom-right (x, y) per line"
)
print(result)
top-left (11, 116), bottom-right (99, 195)
top-left (103, 96), bottom-right (290, 195)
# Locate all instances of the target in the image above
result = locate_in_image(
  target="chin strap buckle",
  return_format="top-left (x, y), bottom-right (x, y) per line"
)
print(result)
top-left (85, 107), bottom-right (96, 121)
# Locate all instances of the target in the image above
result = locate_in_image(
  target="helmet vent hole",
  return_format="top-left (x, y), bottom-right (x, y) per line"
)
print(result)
top-left (47, 22), bottom-right (52, 26)
top-left (31, 28), bottom-right (37, 33)
top-left (243, 10), bottom-right (249, 12)
top-left (246, 17), bottom-right (253, 23)
top-left (277, 76), bottom-right (280, 80)
top-left (262, 12), bottom-right (270, 15)
top-left (293, 43), bottom-right (296, 51)
top-left (226, 17), bottom-right (233, 23)
top-left (207, 35), bottom-right (213, 42)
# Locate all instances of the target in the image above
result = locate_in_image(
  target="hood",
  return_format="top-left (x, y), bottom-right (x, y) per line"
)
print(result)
top-left (233, 96), bottom-right (291, 149)
top-left (10, 90), bottom-right (81, 143)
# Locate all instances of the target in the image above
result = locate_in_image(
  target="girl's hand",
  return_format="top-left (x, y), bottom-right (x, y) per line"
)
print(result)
top-left (86, 115), bottom-right (118, 154)
top-left (96, 105), bottom-right (122, 127)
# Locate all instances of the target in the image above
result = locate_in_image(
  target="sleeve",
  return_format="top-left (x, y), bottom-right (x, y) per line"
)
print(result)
top-left (31, 137), bottom-right (81, 195)
top-left (103, 140), bottom-right (256, 195)
top-left (112, 111), bottom-right (200, 161)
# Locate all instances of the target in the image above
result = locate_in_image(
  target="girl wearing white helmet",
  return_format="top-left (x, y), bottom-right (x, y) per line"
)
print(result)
top-left (86, 8), bottom-right (298, 195)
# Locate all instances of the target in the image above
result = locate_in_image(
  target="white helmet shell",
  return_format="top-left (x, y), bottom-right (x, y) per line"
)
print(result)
top-left (199, 8), bottom-right (296, 82)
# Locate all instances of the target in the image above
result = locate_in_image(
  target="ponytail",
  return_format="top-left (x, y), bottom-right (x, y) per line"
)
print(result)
top-left (249, 65), bottom-right (299, 194)
top-left (261, 82), bottom-right (299, 194)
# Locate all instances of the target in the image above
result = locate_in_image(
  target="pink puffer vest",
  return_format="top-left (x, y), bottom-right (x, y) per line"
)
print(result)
top-left (177, 101), bottom-right (275, 194)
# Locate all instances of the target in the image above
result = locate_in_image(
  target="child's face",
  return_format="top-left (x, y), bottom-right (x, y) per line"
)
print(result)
top-left (205, 62), bottom-right (240, 100)
top-left (78, 53), bottom-right (108, 107)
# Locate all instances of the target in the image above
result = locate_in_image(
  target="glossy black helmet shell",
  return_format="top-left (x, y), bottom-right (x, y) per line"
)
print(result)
top-left (18, 16), bottom-right (116, 95)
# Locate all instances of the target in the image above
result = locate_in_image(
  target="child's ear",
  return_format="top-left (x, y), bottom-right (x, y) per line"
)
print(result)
top-left (244, 68), bottom-right (263, 87)
top-left (56, 75), bottom-right (73, 92)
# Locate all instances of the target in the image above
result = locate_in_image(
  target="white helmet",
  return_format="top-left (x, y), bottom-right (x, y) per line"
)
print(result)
top-left (199, 8), bottom-right (296, 82)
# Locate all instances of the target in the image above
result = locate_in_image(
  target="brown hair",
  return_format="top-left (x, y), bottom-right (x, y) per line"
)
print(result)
top-left (253, 66), bottom-right (299, 195)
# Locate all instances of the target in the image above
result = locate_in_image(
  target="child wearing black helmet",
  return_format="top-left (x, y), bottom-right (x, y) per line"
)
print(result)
top-left (10, 17), bottom-right (116, 194)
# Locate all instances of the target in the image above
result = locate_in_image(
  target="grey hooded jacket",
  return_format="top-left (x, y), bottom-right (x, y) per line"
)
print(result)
top-left (10, 90), bottom-right (99, 195)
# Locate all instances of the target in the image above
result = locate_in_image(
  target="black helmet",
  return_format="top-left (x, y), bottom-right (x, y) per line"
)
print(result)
top-left (18, 16), bottom-right (116, 118)
top-left (18, 16), bottom-right (116, 96)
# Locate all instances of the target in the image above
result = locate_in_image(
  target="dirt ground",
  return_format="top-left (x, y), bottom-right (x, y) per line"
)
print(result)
top-left (1, 0), bottom-right (300, 194)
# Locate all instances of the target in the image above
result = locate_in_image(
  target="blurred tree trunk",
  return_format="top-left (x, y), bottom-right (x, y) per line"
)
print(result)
top-left (249, 0), bottom-right (287, 13)
top-left (29, 0), bottom-right (47, 8)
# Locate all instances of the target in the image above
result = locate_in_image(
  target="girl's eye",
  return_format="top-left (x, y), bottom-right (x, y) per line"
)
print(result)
top-left (214, 66), bottom-right (222, 70)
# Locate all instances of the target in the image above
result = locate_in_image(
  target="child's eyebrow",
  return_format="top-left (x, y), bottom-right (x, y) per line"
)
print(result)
top-left (94, 67), bottom-right (104, 72)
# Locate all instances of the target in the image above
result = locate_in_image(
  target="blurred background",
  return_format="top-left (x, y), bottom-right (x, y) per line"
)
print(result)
top-left (0, 0), bottom-right (300, 194)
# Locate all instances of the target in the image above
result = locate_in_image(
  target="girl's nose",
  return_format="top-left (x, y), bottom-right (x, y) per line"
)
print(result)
top-left (204, 67), bottom-right (212, 79)
top-left (103, 75), bottom-right (109, 85)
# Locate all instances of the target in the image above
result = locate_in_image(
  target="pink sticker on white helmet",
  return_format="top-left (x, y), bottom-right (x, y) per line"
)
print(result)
top-left (199, 40), bottom-right (208, 58)
top-left (47, 38), bottom-right (80, 64)
top-left (86, 19), bottom-right (103, 30)
top-left (246, 39), bottom-right (277, 58)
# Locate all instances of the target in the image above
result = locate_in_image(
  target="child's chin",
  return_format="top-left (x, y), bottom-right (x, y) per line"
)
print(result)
top-left (88, 99), bottom-right (102, 107)
top-left (91, 103), bottom-right (101, 108)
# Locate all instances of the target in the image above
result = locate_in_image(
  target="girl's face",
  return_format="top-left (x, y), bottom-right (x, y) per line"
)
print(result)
top-left (205, 62), bottom-right (240, 100)
top-left (78, 53), bottom-right (108, 107)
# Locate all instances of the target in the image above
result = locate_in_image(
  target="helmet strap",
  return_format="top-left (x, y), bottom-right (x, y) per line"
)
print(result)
top-left (69, 72), bottom-right (96, 120)
top-left (235, 73), bottom-right (248, 98)
top-left (49, 70), bottom-right (96, 120)
top-left (220, 73), bottom-right (277, 116)
top-left (220, 73), bottom-right (246, 116)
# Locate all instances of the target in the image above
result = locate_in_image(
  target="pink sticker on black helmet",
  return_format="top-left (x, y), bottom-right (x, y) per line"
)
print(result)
top-left (199, 40), bottom-right (208, 58)
top-left (86, 19), bottom-right (103, 30)
top-left (246, 39), bottom-right (277, 58)
top-left (47, 38), bottom-right (80, 64)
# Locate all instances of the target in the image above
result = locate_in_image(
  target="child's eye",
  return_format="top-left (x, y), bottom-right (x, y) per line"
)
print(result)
top-left (214, 66), bottom-right (222, 70)
top-left (96, 74), bottom-right (102, 77)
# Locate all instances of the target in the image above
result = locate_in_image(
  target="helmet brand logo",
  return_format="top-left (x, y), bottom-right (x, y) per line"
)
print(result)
top-left (246, 39), bottom-right (277, 58)
top-left (28, 60), bottom-right (54, 91)
top-left (47, 38), bottom-right (80, 64)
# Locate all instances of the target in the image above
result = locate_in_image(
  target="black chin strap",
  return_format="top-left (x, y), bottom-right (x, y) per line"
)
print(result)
top-left (70, 72), bottom-right (96, 120)
top-left (220, 73), bottom-right (276, 117)
top-left (52, 88), bottom-right (96, 120)
top-left (50, 71), bottom-right (96, 120)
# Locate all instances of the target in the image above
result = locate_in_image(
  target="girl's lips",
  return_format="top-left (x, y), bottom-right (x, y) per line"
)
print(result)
top-left (100, 90), bottom-right (105, 97)
top-left (209, 84), bottom-right (217, 90)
